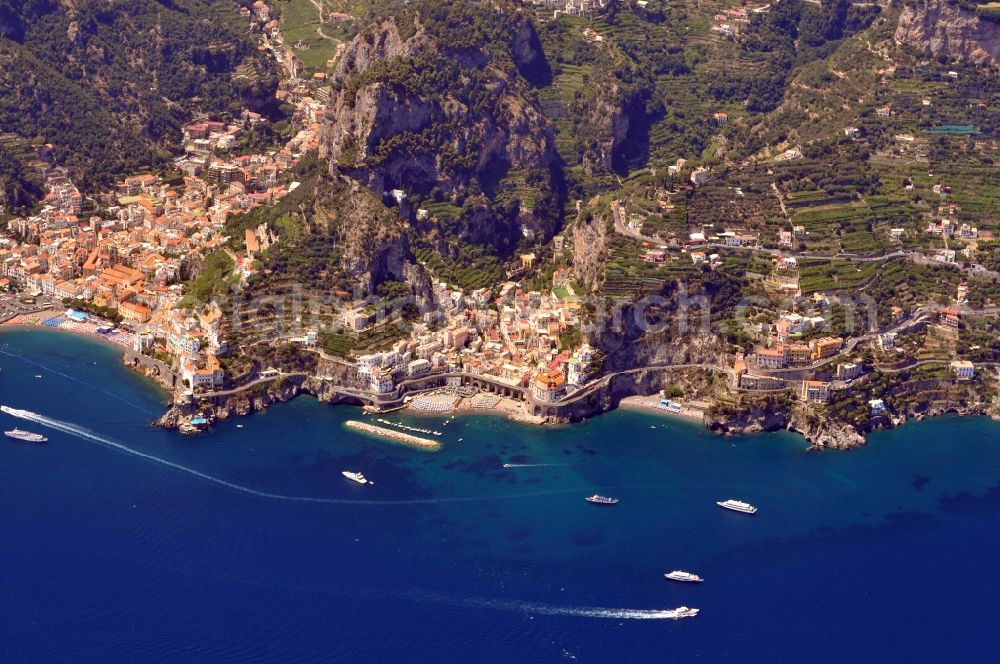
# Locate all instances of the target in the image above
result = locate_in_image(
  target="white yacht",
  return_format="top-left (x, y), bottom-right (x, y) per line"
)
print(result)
top-left (341, 471), bottom-right (368, 485)
top-left (665, 570), bottom-right (703, 583)
top-left (717, 499), bottom-right (757, 514)
top-left (4, 428), bottom-right (47, 443)
top-left (672, 606), bottom-right (699, 619)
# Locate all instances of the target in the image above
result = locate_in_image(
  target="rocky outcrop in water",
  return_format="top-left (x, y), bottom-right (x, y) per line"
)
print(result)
top-left (704, 399), bottom-right (867, 450)
top-left (156, 370), bottom-right (367, 432)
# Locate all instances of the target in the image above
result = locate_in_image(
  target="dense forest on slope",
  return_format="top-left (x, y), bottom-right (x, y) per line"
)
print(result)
top-left (0, 0), bottom-right (280, 208)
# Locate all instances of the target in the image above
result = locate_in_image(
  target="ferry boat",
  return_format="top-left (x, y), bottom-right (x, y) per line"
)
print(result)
top-left (585, 494), bottom-right (618, 505)
top-left (717, 499), bottom-right (757, 514)
top-left (4, 428), bottom-right (47, 443)
top-left (342, 471), bottom-right (368, 485)
top-left (673, 607), bottom-right (700, 619)
top-left (665, 570), bottom-right (703, 583)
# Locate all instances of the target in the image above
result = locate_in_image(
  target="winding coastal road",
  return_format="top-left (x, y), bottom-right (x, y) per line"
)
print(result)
top-left (551, 363), bottom-right (732, 407)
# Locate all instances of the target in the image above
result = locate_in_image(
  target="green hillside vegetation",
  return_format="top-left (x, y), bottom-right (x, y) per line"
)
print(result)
top-left (274, 0), bottom-right (345, 72)
top-left (0, 0), bottom-right (279, 207)
top-left (0, 137), bottom-right (44, 210)
top-left (532, 0), bottom-right (880, 193)
top-left (183, 250), bottom-right (238, 306)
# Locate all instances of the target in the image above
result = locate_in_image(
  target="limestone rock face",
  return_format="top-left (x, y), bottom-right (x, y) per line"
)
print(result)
top-left (582, 80), bottom-right (632, 176)
top-left (788, 414), bottom-right (867, 450)
top-left (312, 176), bottom-right (410, 293)
top-left (895, 0), bottom-right (1000, 67)
top-left (320, 12), bottom-right (561, 249)
top-left (571, 210), bottom-right (609, 292)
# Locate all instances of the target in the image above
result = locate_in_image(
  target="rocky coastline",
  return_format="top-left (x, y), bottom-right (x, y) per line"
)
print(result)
top-left (704, 399), bottom-right (999, 451)
top-left (153, 364), bottom-right (1000, 452)
top-left (704, 406), bottom-right (869, 451)
top-left (155, 375), bottom-right (364, 430)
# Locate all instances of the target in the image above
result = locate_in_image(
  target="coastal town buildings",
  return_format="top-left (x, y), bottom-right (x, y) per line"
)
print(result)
top-left (3, 0), bottom-right (990, 428)
top-left (752, 335), bottom-right (842, 370)
top-left (0, 2), bottom-right (324, 393)
top-left (342, 275), bottom-right (595, 399)
top-left (532, 369), bottom-right (567, 402)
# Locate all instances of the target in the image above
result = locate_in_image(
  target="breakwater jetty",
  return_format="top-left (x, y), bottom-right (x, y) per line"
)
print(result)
top-left (344, 420), bottom-right (442, 451)
top-left (375, 418), bottom-right (442, 436)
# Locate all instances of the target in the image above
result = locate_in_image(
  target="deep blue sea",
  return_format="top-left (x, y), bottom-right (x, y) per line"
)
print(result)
top-left (2, 328), bottom-right (1000, 662)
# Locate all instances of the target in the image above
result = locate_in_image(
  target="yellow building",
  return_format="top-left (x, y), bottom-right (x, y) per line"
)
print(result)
top-left (786, 343), bottom-right (812, 365)
top-left (119, 300), bottom-right (152, 324)
top-left (810, 337), bottom-right (842, 361)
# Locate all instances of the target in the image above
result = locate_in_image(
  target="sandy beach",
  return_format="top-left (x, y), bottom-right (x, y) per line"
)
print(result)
top-left (1, 311), bottom-right (134, 351)
top-left (618, 395), bottom-right (707, 423)
top-left (1, 308), bottom-right (63, 326)
top-left (454, 394), bottom-right (545, 424)
top-left (402, 388), bottom-right (546, 425)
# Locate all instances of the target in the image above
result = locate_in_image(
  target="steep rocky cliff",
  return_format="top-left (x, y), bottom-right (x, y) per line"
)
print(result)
top-left (580, 77), bottom-right (634, 176)
top-left (311, 175), bottom-right (411, 294)
top-left (896, 0), bottom-right (1000, 66)
top-left (705, 397), bottom-right (868, 450)
top-left (569, 199), bottom-right (737, 372)
top-left (320, 1), bottom-right (562, 254)
top-left (229, 154), bottom-right (422, 301)
top-left (571, 207), bottom-right (610, 292)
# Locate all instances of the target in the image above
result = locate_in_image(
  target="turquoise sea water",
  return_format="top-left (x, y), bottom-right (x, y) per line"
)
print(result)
top-left (1, 328), bottom-right (1000, 662)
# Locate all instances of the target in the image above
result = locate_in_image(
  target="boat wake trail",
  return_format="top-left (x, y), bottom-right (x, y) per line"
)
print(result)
top-left (1, 406), bottom-right (595, 506)
top-left (0, 349), bottom-right (157, 416)
top-left (412, 591), bottom-right (695, 620)
top-left (465, 598), bottom-right (694, 620)
top-left (502, 463), bottom-right (575, 468)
